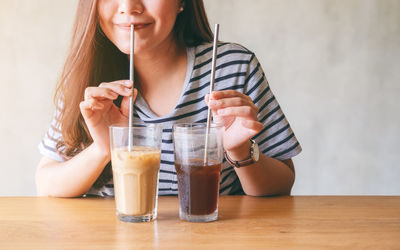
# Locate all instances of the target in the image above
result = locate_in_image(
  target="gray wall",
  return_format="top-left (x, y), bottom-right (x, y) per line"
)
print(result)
top-left (0, 1), bottom-right (78, 196)
top-left (0, 0), bottom-right (399, 196)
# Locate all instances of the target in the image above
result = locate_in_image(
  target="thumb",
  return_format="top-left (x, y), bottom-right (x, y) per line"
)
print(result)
top-left (121, 88), bottom-right (138, 117)
top-left (204, 93), bottom-right (224, 124)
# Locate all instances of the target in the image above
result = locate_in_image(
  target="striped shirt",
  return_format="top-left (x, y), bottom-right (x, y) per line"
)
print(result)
top-left (39, 42), bottom-right (302, 196)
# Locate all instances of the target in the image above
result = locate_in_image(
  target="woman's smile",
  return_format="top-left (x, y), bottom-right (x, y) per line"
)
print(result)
top-left (115, 22), bottom-right (152, 31)
top-left (98, 0), bottom-right (182, 55)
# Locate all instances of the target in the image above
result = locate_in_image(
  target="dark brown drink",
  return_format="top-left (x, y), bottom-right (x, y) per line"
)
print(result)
top-left (175, 159), bottom-right (222, 216)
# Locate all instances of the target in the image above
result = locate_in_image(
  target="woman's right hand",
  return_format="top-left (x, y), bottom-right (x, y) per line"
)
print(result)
top-left (79, 80), bottom-right (138, 155)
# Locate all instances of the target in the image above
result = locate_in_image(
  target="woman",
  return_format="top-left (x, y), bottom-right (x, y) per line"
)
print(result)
top-left (37, 0), bottom-right (301, 197)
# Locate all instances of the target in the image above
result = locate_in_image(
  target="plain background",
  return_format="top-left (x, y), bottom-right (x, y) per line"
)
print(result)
top-left (0, 0), bottom-right (399, 196)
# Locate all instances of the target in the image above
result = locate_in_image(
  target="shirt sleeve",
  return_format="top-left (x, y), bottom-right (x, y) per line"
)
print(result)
top-left (38, 109), bottom-right (65, 162)
top-left (244, 53), bottom-right (302, 160)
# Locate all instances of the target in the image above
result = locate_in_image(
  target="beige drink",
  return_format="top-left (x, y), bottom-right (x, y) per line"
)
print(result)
top-left (111, 146), bottom-right (161, 220)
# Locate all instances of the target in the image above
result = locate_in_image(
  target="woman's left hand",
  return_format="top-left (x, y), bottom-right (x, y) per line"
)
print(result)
top-left (206, 90), bottom-right (263, 153)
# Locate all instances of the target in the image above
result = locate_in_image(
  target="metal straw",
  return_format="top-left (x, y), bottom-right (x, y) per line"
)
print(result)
top-left (204, 24), bottom-right (220, 165)
top-left (128, 24), bottom-right (135, 151)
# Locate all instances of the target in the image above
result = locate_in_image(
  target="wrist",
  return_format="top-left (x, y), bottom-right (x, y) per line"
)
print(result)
top-left (225, 139), bottom-right (260, 168)
top-left (225, 140), bottom-right (252, 162)
top-left (89, 143), bottom-right (111, 162)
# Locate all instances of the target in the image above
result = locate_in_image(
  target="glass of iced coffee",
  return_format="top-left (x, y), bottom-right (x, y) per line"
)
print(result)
top-left (109, 124), bottom-right (162, 223)
top-left (173, 123), bottom-right (224, 222)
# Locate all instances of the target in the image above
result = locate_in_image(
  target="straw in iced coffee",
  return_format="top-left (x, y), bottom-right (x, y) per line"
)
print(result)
top-left (128, 24), bottom-right (135, 151)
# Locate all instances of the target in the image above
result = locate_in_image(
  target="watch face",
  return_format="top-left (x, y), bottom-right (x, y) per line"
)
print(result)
top-left (252, 142), bottom-right (260, 162)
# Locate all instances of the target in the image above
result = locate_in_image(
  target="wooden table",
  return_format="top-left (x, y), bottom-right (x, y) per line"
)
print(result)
top-left (0, 196), bottom-right (399, 249)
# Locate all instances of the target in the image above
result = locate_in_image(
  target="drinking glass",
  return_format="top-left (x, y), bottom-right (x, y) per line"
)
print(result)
top-left (173, 123), bottom-right (224, 222)
top-left (110, 124), bottom-right (162, 222)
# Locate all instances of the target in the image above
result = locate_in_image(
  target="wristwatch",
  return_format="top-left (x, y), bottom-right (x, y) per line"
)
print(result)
top-left (224, 139), bottom-right (260, 168)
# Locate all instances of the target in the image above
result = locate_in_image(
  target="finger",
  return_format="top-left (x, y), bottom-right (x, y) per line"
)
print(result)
top-left (211, 90), bottom-right (250, 100)
top-left (121, 88), bottom-right (138, 117)
top-left (210, 91), bottom-right (256, 113)
top-left (80, 99), bottom-right (105, 110)
top-left (80, 99), bottom-right (104, 118)
top-left (98, 80), bottom-right (134, 96)
top-left (100, 80), bottom-right (133, 88)
top-left (205, 94), bottom-right (210, 104)
top-left (84, 80), bottom-right (133, 100)
top-left (208, 97), bottom-right (256, 110)
top-left (205, 94), bottom-right (222, 121)
top-left (205, 93), bottom-right (217, 110)
top-left (217, 106), bottom-right (258, 119)
top-left (84, 87), bottom-right (120, 101)
top-left (205, 94), bottom-right (226, 125)
top-left (211, 111), bottom-right (227, 126)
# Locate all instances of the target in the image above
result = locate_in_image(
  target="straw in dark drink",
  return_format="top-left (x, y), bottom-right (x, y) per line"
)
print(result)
top-left (204, 24), bottom-right (220, 164)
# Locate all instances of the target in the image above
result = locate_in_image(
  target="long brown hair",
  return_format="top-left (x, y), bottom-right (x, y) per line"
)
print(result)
top-left (54, 0), bottom-right (212, 187)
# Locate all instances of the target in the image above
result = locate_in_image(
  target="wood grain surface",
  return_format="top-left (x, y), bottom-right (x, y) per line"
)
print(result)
top-left (0, 196), bottom-right (399, 249)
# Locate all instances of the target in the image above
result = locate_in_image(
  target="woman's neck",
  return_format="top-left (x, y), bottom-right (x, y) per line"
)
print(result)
top-left (133, 36), bottom-right (186, 90)
top-left (131, 36), bottom-right (188, 116)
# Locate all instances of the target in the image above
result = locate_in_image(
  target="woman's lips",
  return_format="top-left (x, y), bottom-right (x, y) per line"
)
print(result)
top-left (116, 23), bottom-right (151, 31)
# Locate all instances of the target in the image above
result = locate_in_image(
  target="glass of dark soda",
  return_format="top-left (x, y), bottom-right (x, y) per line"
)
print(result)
top-left (173, 123), bottom-right (223, 222)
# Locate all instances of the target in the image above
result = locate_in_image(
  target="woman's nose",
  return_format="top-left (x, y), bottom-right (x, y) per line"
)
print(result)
top-left (118, 0), bottom-right (144, 15)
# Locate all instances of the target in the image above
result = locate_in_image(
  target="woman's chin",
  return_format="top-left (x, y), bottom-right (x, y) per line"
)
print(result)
top-left (114, 40), bottom-right (133, 55)
top-left (117, 46), bottom-right (131, 55)
top-left (117, 44), bottom-right (143, 55)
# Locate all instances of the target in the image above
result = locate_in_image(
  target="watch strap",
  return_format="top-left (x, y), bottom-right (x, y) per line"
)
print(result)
top-left (224, 139), bottom-right (257, 168)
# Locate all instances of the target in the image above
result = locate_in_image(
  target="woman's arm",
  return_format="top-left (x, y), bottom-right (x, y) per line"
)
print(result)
top-left (36, 144), bottom-right (110, 197)
top-left (36, 80), bottom-right (135, 197)
top-left (225, 141), bottom-right (295, 196)
top-left (206, 90), bottom-right (297, 196)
